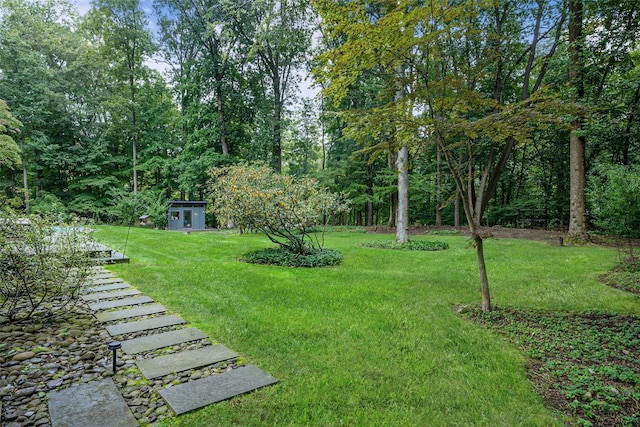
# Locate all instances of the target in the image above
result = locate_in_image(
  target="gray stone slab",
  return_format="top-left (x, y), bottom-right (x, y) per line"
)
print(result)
top-left (95, 304), bottom-right (167, 322)
top-left (88, 272), bottom-right (115, 280)
top-left (158, 365), bottom-right (277, 415)
top-left (48, 378), bottom-right (138, 427)
top-left (90, 277), bottom-right (124, 285)
top-left (81, 289), bottom-right (141, 301)
top-left (88, 296), bottom-right (154, 311)
top-left (106, 314), bottom-right (186, 336)
top-left (86, 283), bottom-right (132, 293)
top-left (136, 344), bottom-right (238, 379)
top-left (121, 328), bottom-right (207, 355)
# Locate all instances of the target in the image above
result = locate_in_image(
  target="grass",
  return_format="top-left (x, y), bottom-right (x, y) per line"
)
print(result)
top-left (92, 226), bottom-right (640, 426)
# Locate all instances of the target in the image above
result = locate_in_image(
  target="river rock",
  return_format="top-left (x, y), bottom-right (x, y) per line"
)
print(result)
top-left (12, 352), bottom-right (36, 361)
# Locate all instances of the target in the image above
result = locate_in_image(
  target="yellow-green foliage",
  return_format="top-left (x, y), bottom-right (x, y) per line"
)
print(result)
top-left (208, 164), bottom-right (349, 253)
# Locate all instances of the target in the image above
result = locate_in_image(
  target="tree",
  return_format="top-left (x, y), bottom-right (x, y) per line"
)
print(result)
top-left (87, 0), bottom-right (155, 194)
top-left (567, 0), bottom-right (588, 242)
top-left (231, 0), bottom-right (315, 172)
top-left (588, 163), bottom-right (640, 239)
top-left (283, 100), bottom-right (321, 176)
top-left (0, 100), bottom-right (22, 169)
top-left (314, 0), bottom-right (569, 310)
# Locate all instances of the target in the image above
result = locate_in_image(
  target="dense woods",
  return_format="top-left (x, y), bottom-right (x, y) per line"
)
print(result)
top-left (1, 0), bottom-right (639, 238)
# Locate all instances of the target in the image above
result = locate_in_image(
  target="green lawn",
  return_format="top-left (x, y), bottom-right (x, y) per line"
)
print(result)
top-left (93, 226), bottom-right (640, 426)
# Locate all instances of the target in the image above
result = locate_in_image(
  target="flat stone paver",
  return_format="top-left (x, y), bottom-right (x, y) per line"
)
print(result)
top-left (81, 289), bottom-right (142, 301)
top-left (158, 365), bottom-right (277, 415)
top-left (88, 296), bottom-right (154, 311)
top-left (121, 328), bottom-right (207, 354)
top-left (89, 277), bottom-right (125, 285)
top-left (87, 272), bottom-right (115, 280)
top-left (86, 283), bottom-right (132, 293)
top-left (95, 304), bottom-right (167, 322)
top-left (136, 344), bottom-right (238, 379)
top-left (48, 379), bottom-right (138, 427)
top-left (106, 314), bottom-right (186, 336)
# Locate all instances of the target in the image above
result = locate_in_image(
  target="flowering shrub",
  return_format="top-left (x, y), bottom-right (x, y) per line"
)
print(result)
top-left (209, 164), bottom-right (349, 255)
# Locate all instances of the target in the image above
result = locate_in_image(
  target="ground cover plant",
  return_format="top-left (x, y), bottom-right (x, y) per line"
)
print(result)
top-left (601, 255), bottom-right (640, 295)
top-left (361, 239), bottom-right (449, 251)
top-left (462, 307), bottom-right (640, 426)
top-left (241, 247), bottom-right (343, 267)
top-left (93, 226), bottom-right (640, 426)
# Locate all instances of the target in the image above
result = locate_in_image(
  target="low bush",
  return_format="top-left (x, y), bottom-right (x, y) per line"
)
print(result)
top-left (241, 247), bottom-right (343, 267)
top-left (0, 212), bottom-right (95, 321)
top-left (361, 240), bottom-right (449, 251)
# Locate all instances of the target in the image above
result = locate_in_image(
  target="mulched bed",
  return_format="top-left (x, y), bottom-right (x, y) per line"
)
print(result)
top-left (461, 307), bottom-right (640, 426)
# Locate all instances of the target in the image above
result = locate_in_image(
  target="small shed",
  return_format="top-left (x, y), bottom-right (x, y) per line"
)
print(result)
top-left (168, 201), bottom-right (208, 230)
top-left (139, 215), bottom-right (152, 226)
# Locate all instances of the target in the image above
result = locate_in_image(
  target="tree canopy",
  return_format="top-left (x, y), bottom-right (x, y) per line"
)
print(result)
top-left (0, 0), bottom-right (637, 250)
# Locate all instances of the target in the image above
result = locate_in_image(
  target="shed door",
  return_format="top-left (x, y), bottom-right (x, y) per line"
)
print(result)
top-left (184, 210), bottom-right (192, 228)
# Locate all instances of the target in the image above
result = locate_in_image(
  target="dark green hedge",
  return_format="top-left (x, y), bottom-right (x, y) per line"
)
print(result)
top-left (361, 240), bottom-right (449, 251)
top-left (242, 247), bottom-right (343, 267)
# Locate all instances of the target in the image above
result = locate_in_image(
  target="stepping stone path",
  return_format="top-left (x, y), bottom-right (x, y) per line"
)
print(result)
top-left (105, 314), bottom-right (185, 336)
top-left (48, 267), bottom-right (277, 427)
top-left (81, 288), bottom-right (142, 301)
top-left (49, 379), bottom-right (138, 427)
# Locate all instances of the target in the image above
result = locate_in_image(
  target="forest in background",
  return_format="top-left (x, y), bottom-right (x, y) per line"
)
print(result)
top-left (0, 0), bottom-right (639, 237)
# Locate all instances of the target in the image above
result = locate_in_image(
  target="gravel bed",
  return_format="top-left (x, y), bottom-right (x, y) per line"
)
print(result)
top-left (1, 301), bottom-right (239, 426)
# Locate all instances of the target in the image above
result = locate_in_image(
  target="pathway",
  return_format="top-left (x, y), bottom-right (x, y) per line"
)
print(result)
top-left (48, 268), bottom-right (277, 426)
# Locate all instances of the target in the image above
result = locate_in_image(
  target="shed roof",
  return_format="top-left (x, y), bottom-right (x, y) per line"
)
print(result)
top-left (169, 200), bottom-right (208, 207)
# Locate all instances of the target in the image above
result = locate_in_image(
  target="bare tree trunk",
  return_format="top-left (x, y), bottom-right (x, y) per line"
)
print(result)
top-left (366, 164), bottom-right (374, 226)
top-left (129, 70), bottom-right (138, 194)
top-left (216, 76), bottom-right (229, 155)
top-left (473, 231), bottom-right (491, 311)
top-left (396, 145), bottom-right (409, 243)
top-left (567, 0), bottom-right (588, 242)
top-left (454, 151), bottom-right (463, 227)
top-left (389, 193), bottom-right (397, 228)
top-left (435, 144), bottom-right (442, 226)
top-left (272, 73), bottom-right (283, 173)
top-left (20, 138), bottom-right (29, 214)
top-left (388, 151), bottom-right (397, 228)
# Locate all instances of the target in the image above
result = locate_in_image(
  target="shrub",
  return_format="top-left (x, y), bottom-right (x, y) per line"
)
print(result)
top-left (209, 164), bottom-right (349, 255)
top-left (0, 212), bottom-right (95, 321)
top-left (108, 189), bottom-right (169, 229)
top-left (588, 164), bottom-right (640, 238)
top-left (361, 240), bottom-right (449, 251)
top-left (242, 247), bottom-right (343, 267)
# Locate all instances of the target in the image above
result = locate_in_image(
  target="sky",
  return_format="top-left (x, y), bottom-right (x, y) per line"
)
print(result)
top-left (73, 0), bottom-right (91, 15)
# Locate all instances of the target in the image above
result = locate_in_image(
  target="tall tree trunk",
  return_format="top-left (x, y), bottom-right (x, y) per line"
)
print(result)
top-left (20, 138), bottom-right (29, 214)
top-left (396, 145), bottom-right (409, 243)
top-left (435, 143), bottom-right (442, 226)
top-left (473, 230), bottom-right (491, 311)
top-left (567, 0), bottom-right (588, 242)
top-left (272, 74), bottom-right (283, 173)
top-left (216, 74), bottom-right (229, 155)
top-left (366, 163), bottom-right (374, 226)
top-left (388, 151), bottom-right (397, 228)
top-left (130, 73), bottom-right (138, 194)
top-left (454, 151), bottom-right (463, 227)
top-left (389, 193), bottom-right (397, 228)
